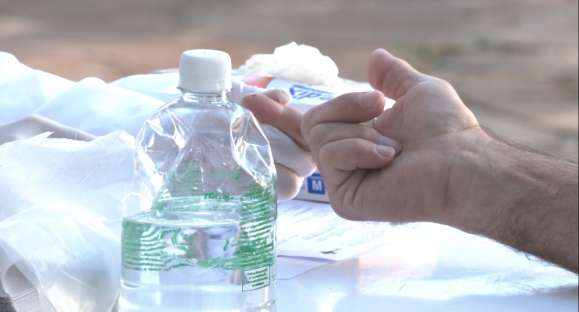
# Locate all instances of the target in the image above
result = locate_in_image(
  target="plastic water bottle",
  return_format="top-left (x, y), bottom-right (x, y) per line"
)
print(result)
top-left (119, 50), bottom-right (277, 311)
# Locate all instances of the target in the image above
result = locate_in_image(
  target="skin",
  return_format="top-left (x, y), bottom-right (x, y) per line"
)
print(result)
top-left (243, 49), bottom-right (578, 273)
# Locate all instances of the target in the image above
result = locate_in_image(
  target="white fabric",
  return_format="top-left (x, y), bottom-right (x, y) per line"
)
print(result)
top-left (0, 52), bottom-right (73, 125)
top-left (35, 77), bottom-right (162, 136)
top-left (111, 72), bottom-right (179, 103)
top-left (0, 52), bottom-right (312, 200)
top-left (0, 132), bottom-right (136, 311)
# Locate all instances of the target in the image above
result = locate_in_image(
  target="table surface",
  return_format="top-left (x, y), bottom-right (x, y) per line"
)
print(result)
top-left (2, 223), bottom-right (577, 312)
top-left (275, 223), bottom-right (578, 312)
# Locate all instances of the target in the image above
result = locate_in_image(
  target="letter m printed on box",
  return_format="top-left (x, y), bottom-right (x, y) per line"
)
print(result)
top-left (307, 172), bottom-right (326, 195)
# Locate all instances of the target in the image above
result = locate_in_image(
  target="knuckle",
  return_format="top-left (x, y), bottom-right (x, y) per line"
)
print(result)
top-left (396, 75), bottom-right (420, 98)
top-left (432, 77), bottom-right (454, 91)
top-left (308, 123), bottom-right (328, 149)
top-left (410, 77), bottom-right (452, 97)
top-left (265, 89), bottom-right (289, 103)
top-left (351, 138), bottom-right (369, 152)
top-left (332, 92), bottom-right (362, 113)
top-left (361, 126), bottom-right (380, 142)
top-left (240, 93), bottom-right (255, 106)
top-left (325, 124), bottom-right (379, 147)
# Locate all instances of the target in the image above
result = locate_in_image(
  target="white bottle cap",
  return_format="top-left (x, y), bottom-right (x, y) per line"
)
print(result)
top-left (178, 49), bottom-right (232, 92)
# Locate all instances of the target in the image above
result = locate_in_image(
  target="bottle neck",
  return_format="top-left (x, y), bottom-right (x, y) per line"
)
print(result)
top-left (180, 89), bottom-right (229, 104)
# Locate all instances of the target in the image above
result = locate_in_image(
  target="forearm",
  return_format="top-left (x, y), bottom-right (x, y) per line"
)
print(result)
top-left (450, 135), bottom-right (578, 272)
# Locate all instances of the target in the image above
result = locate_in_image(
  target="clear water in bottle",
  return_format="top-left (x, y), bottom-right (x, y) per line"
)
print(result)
top-left (119, 50), bottom-right (277, 312)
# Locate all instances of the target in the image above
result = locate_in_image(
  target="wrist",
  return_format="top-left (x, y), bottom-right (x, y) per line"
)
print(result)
top-left (440, 128), bottom-right (505, 233)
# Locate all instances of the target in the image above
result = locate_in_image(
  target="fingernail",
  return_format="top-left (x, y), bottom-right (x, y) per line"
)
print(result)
top-left (377, 136), bottom-right (401, 154)
top-left (376, 145), bottom-right (396, 159)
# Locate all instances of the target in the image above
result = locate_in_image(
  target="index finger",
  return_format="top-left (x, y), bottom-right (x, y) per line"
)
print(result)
top-left (301, 91), bottom-right (385, 139)
top-left (242, 90), bottom-right (308, 150)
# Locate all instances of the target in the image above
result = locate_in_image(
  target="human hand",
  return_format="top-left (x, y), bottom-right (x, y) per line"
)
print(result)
top-left (301, 49), bottom-right (489, 224)
top-left (0, 115), bottom-right (94, 145)
top-left (242, 90), bottom-right (316, 200)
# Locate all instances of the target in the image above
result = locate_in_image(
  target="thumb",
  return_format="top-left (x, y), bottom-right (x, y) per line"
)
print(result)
top-left (368, 48), bottom-right (427, 100)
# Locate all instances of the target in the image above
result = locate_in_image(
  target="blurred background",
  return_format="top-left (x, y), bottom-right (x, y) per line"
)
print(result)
top-left (1, 0), bottom-right (577, 160)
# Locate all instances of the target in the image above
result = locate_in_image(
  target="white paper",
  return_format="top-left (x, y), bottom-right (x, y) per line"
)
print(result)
top-left (277, 200), bottom-right (392, 261)
top-left (276, 257), bottom-right (331, 280)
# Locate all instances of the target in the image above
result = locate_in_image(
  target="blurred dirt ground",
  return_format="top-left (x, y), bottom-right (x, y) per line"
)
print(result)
top-left (0, 0), bottom-right (577, 160)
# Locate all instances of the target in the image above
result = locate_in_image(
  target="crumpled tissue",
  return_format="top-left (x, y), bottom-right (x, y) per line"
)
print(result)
top-left (237, 42), bottom-right (340, 86)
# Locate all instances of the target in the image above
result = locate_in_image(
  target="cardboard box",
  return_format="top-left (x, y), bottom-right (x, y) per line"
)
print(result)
top-left (295, 170), bottom-right (330, 202)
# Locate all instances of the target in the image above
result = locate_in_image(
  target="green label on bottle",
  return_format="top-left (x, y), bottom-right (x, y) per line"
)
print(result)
top-left (243, 266), bottom-right (272, 291)
top-left (122, 185), bottom-right (276, 281)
